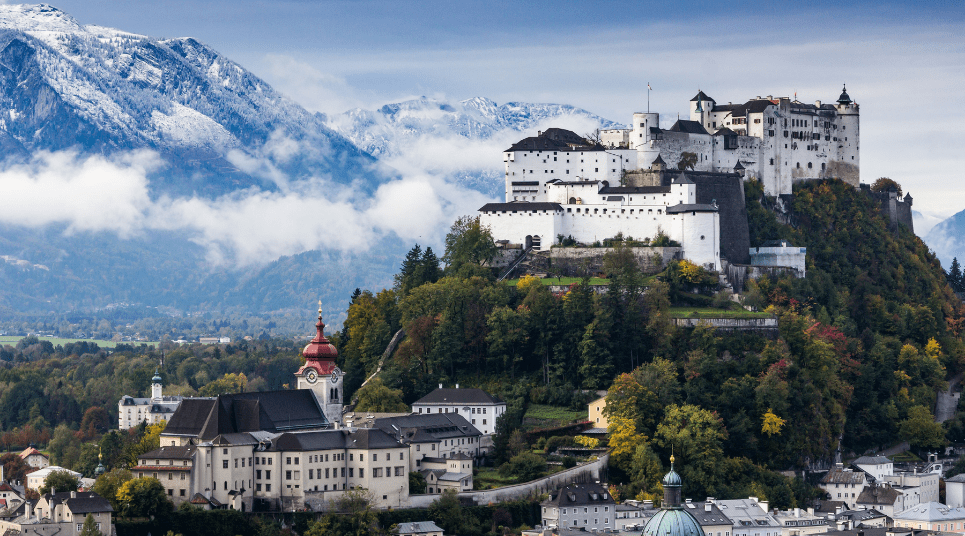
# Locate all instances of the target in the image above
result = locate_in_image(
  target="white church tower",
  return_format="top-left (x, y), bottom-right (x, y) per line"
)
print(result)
top-left (294, 303), bottom-right (344, 425)
top-left (151, 369), bottom-right (163, 401)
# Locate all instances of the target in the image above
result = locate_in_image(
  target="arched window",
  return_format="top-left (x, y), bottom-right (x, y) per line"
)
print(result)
top-left (569, 197), bottom-right (576, 204)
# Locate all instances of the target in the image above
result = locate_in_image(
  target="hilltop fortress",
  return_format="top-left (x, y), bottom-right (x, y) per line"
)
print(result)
top-left (479, 87), bottom-right (861, 271)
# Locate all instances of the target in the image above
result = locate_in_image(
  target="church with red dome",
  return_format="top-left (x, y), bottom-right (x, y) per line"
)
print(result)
top-left (294, 302), bottom-right (345, 425)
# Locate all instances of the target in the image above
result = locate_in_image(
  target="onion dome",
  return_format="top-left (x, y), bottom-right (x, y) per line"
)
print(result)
top-left (641, 455), bottom-right (706, 536)
top-left (302, 302), bottom-right (338, 360)
top-left (837, 85), bottom-right (852, 105)
top-left (94, 448), bottom-right (106, 477)
top-left (152, 368), bottom-right (162, 383)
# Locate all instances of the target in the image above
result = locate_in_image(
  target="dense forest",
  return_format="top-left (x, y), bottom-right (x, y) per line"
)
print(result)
top-left (2, 177), bottom-right (963, 525)
top-left (332, 178), bottom-right (965, 504)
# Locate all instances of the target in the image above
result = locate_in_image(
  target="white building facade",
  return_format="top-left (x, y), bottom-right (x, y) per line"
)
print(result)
top-left (506, 88), bottom-right (859, 200)
top-left (480, 174), bottom-right (721, 270)
top-left (411, 385), bottom-right (505, 436)
top-left (118, 370), bottom-right (183, 430)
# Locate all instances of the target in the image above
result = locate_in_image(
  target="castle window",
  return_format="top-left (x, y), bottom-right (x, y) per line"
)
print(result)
top-left (807, 162), bottom-right (812, 169)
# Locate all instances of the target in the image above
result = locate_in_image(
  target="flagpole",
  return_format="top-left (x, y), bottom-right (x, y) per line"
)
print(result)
top-left (647, 83), bottom-right (650, 113)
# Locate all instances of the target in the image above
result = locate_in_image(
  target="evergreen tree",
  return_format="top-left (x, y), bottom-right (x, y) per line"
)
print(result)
top-left (79, 513), bottom-right (101, 536)
top-left (950, 258), bottom-right (963, 293)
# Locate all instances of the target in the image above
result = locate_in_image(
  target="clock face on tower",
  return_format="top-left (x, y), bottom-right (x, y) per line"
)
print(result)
top-left (331, 367), bottom-right (341, 383)
top-left (306, 369), bottom-right (318, 383)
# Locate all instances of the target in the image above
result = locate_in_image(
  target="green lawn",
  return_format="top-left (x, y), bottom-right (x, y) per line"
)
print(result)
top-left (0, 336), bottom-right (158, 348)
top-left (667, 307), bottom-right (774, 319)
top-left (524, 404), bottom-right (587, 424)
top-left (474, 467), bottom-right (519, 489)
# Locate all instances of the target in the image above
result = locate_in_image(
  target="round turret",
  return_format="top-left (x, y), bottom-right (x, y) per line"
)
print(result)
top-left (662, 454), bottom-right (683, 506)
top-left (152, 369), bottom-right (162, 383)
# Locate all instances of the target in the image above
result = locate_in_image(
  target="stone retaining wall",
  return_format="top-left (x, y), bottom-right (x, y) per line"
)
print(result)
top-left (407, 454), bottom-right (609, 509)
top-left (672, 317), bottom-right (778, 331)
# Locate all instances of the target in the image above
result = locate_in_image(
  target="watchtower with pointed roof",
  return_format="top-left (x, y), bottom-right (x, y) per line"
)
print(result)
top-left (294, 303), bottom-right (345, 425)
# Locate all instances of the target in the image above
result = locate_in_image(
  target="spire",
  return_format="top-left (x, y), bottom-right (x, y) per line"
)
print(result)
top-left (302, 301), bottom-right (338, 360)
top-left (695, 97), bottom-right (703, 113)
top-left (94, 447), bottom-right (106, 476)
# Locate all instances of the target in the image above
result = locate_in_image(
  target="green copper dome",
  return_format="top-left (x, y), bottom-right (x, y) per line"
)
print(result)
top-left (642, 508), bottom-right (706, 536)
top-left (643, 456), bottom-right (706, 536)
top-left (152, 368), bottom-right (162, 383)
top-left (663, 467), bottom-right (682, 487)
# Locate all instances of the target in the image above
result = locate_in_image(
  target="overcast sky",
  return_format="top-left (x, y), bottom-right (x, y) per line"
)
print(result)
top-left (37, 0), bottom-right (965, 220)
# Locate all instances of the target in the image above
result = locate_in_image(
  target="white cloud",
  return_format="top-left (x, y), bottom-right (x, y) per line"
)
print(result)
top-left (0, 149), bottom-right (490, 266)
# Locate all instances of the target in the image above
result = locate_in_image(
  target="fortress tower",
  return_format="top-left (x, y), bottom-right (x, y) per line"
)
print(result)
top-left (294, 304), bottom-right (344, 425)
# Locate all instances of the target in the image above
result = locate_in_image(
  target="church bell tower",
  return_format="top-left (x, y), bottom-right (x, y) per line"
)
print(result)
top-left (294, 303), bottom-right (344, 425)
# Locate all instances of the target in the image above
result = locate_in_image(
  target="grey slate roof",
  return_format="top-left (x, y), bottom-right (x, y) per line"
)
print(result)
top-left (396, 521), bottom-right (444, 534)
top-left (856, 485), bottom-right (899, 506)
top-left (691, 91), bottom-right (714, 102)
top-left (505, 128), bottom-right (602, 153)
top-left (543, 483), bottom-right (613, 507)
top-left (374, 413), bottom-right (482, 443)
top-left (138, 445), bottom-right (196, 460)
top-left (669, 120), bottom-right (710, 135)
top-left (270, 428), bottom-right (403, 451)
top-left (945, 474), bottom-right (965, 483)
top-left (163, 390), bottom-right (329, 439)
top-left (598, 186), bottom-right (671, 195)
top-left (853, 456), bottom-right (892, 465)
top-left (822, 467), bottom-right (866, 485)
top-left (43, 491), bottom-right (113, 514)
top-left (684, 501), bottom-right (732, 526)
top-left (413, 388), bottom-right (503, 405)
top-left (478, 202), bottom-right (563, 213)
top-left (666, 203), bottom-right (718, 214)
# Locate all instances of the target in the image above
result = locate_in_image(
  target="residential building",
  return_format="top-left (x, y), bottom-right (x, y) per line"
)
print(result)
top-left (418, 454), bottom-right (473, 494)
top-left (856, 484), bottom-right (902, 517)
top-left (372, 413), bottom-right (485, 465)
top-left (773, 507), bottom-right (832, 536)
top-left (854, 456), bottom-right (894, 483)
top-left (883, 472), bottom-right (940, 509)
top-left (19, 447), bottom-right (49, 469)
top-left (26, 467), bottom-right (81, 493)
top-left (131, 445), bottom-right (196, 503)
top-left (833, 509), bottom-right (890, 529)
top-left (892, 502), bottom-right (965, 532)
top-left (396, 521), bottom-right (445, 536)
top-left (614, 502), bottom-right (652, 530)
top-left (0, 482), bottom-right (23, 511)
top-left (540, 483), bottom-right (615, 531)
top-left (411, 385), bottom-right (505, 436)
top-left (690, 499), bottom-right (738, 536)
top-left (945, 474), bottom-right (965, 508)
top-left (588, 396), bottom-right (608, 429)
top-left (0, 491), bottom-right (113, 536)
top-left (821, 465), bottom-right (869, 509)
top-left (713, 497), bottom-right (783, 536)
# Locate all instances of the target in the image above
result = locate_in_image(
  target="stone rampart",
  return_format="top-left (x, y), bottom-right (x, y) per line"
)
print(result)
top-left (407, 454), bottom-right (609, 509)
top-left (725, 263), bottom-right (800, 293)
top-left (672, 317), bottom-right (778, 331)
top-left (546, 247), bottom-right (680, 276)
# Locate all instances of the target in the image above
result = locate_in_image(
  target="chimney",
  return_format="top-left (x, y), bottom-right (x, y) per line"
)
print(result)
top-left (455, 383), bottom-right (459, 389)
top-left (795, 508), bottom-right (801, 518)
top-left (760, 501), bottom-right (769, 512)
top-left (705, 503), bottom-right (712, 512)
top-left (815, 100), bottom-right (822, 107)
top-left (25, 500), bottom-right (32, 520)
top-left (439, 384), bottom-right (443, 389)
top-left (70, 491), bottom-right (77, 498)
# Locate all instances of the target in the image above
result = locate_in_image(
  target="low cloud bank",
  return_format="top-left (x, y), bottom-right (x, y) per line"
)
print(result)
top-left (0, 149), bottom-right (491, 266)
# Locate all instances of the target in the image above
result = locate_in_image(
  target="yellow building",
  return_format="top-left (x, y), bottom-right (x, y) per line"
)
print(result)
top-left (588, 396), bottom-right (608, 429)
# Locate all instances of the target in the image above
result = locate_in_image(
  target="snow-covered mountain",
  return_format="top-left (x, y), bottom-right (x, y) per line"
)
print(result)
top-left (0, 4), bottom-right (628, 323)
top-left (0, 4), bottom-right (374, 197)
top-left (925, 209), bottom-right (965, 269)
top-left (327, 96), bottom-right (623, 196)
